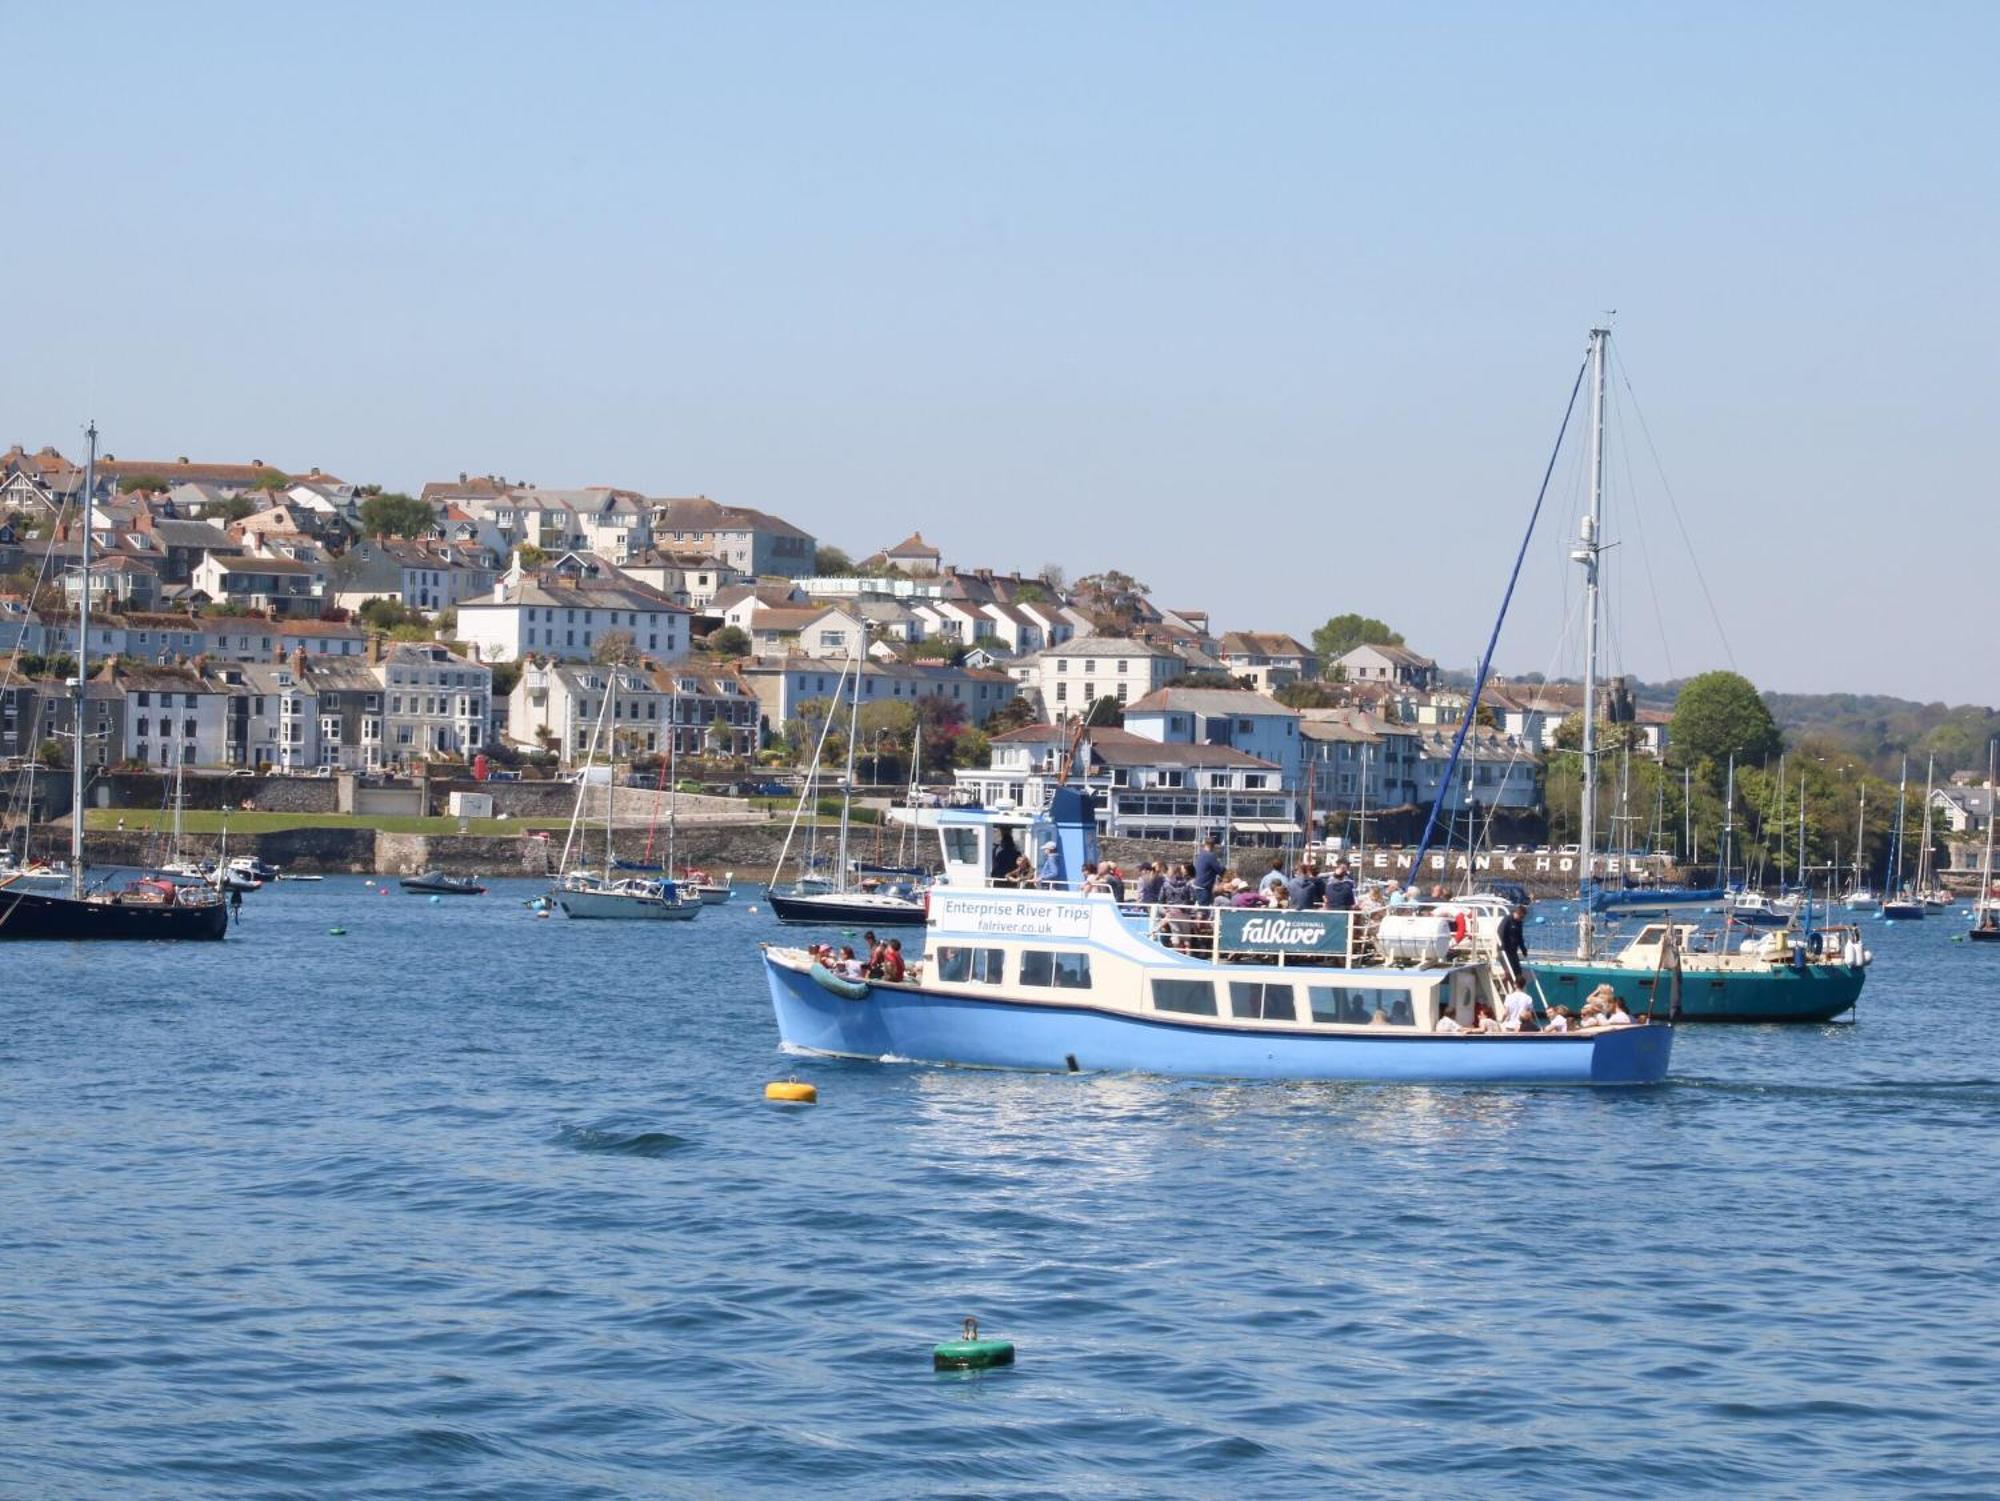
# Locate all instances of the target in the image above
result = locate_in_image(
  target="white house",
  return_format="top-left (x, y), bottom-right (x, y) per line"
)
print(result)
top-left (508, 660), bottom-right (759, 763)
top-left (1337, 643), bottom-right (1438, 689)
top-left (1215, 631), bottom-right (1315, 691)
top-left (736, 656), bottom-right (1020, 745)
top-left (1027, 636), bottom-right (1185, 722)
top-left (377, 642), bottom-right (491, 761)
top-left (1123, 686), bottom-right (1304, 792)
top-left (455, 573), bottom-right (692, 664)
top-left (190, 552), bottom-right (327, 617)
top-left (118, 667), bottom-right (232, 769)
top-left (954, 724), bottom-right (1302, 847)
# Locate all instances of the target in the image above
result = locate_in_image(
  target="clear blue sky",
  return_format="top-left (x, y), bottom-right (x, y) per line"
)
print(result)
top-left (7, 3), bottom-right (1993, 701)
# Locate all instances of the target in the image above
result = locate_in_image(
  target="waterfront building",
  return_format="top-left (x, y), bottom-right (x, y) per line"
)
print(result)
top-left (615, 549), bottom-right (742, 609)
top-left (1025, 636), bottom-right (1185, 722)
top-left (1215, 632), bottom-right (1316, 692)
top-left (190, 552), bottom-right (327, 618)
top-left (330, 539), bottom-right (499, 614)
top-left (1336, 643), bottom-right (1439, 690)
top-left (953, 723), bottom-right (1302, 846)
top-left (455, 572), bottom-right (691, 664)
top-left (736, 656), bottom-right (1020, 746)
top-left (213, 659), bottom-right (320, 770)
top-left (1123, 685), bottom-right (1304, 791)
top-left (748, 604), bottom-right (867, 659)
top-left (377, 642), bottom-right (490, 761)
top-left (509, 660), bottom-right (758, 763)
top-left (651, 496), bottom-right (816, 578)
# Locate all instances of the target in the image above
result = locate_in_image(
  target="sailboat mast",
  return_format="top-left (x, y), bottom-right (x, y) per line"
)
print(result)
top-left (834, 640), bottom-right (861, 892)
top-left (1854, 784), bottom-right (1866, 892)
top-left (667, 679), bottom-right (679, 879)
top-left (70, 422), bottom-right (96, 897)
top-left (1722, 754), bottom-right (1736, 888)
top-left (1574, 325), bottom-right (1609, 955)
top-left (1981, 742), bottom-right (1996, 912)
top-left (1917, 753), bottom-right (1937, 891)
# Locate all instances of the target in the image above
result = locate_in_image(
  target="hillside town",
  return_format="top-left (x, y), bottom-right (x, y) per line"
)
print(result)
top-left (0, 440), bottom-right (1732, 852)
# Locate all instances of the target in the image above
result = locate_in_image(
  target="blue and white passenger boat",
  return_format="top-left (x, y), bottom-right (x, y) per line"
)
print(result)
top-left (762, 791), bottom-right (1671, 1086)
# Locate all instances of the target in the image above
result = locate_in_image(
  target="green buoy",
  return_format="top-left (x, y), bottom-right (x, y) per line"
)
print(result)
top-left (933, 1317), bottom-right (1014, 1371)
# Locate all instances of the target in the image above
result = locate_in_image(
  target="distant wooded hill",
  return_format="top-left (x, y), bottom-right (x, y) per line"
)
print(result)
top-left (1455, 672), bottom-right (2000, 777)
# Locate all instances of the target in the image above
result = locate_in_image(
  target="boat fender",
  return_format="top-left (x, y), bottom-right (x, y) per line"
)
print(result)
top-left (934, 1317), bottom-right (1014, 1371)
top-left (765, 1080), bottom-right (817, 1104)
top-left (809, 962), bottom-right (871, 1000)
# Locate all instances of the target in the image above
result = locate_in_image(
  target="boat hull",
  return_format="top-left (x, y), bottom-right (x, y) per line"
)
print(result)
top-left (556, 887), bottom-right (701, 920)
top-left (1529, 957), bottom-right (1865, 1023)
top-left (0, 886), bottom-right (230, 941)
top-left (762, 955), bottom-right (1670, 1084)
top-left (765, 889), bottom-right (927, 926)
top-left (1881, 902), bottom-right (1925, 921)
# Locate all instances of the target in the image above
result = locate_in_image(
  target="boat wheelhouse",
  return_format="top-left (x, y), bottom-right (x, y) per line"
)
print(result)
top-left (762, 790), bottom-right (1670, 1085)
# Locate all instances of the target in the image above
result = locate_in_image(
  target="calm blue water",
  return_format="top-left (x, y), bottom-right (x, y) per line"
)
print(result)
top-left (4, 882), bottom-right (1996, 1499)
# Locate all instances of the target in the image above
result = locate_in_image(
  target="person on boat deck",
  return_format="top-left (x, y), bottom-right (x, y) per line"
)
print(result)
top-left (1323, 864), bottom-right (1355, 911)
top-left (1006, 853), bottom-right (1035, 887)
top-left (1387, 885), bottom-right (1415, 908)
top-left (1434, 1006), bottom-right (1467, 1034)
top-left (1136, 862), bottom-right (1166, 906)
top-left (1228, 877), bottom-right (1264, 908)
top-left (861, 930), bottom-right (885, 977)
top-left (990, 829), bottom-right (1021, 883)
top-left (1284, 869), bottom-right (1315, 910)
top-left (1601, 996), bottom-right (1634, 1026)
top-left (878, 938), bottom-right (906, 983)
top-left (1472, 998), bottom-right (1504, 1034)
top-left (1083, 861), bottom-right (1125, 901)
top-left (1497, 903), bottom-right (1530, 985)
top-left (1257, 864), bottom-right (1288, 902)
top-left (1192, 837), bottom-right (1224, 905)
top-left (1499, 987), bottom-right (1537, 1032)
top-left (1368, 1007), bottom-right (1391, 1026)
top-left (836, 945), bottom-right (866, 982)
top-left (1543, 1005), bottom-right (1572, 1034)
top-left (1037, 841), bottom-right (1064, 888)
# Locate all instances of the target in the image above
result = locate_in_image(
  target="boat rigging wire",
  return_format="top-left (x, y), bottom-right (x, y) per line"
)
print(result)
top-left (1405, 347), bottom-right (1590, 886)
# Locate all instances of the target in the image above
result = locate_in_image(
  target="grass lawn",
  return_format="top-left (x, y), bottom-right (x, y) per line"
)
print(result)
top-left (86, 810), bottom-right (567, 837)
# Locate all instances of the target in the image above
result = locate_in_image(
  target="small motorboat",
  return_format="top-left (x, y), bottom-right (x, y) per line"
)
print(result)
top-left (399, 871), bottom-right (487, 896)
top-left (687, 869), bottom-right (733, 904)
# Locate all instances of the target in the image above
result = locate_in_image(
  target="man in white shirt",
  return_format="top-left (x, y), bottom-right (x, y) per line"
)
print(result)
top-left (1603, 998), bottom-right (1634, 1026)
top-left (1499, 988), bottom-right (1536, 1032)
top-left (1434, 1009), bottom-right (1466, 1034)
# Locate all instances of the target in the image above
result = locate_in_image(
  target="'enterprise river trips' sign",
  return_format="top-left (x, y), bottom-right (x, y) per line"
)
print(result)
top-left (1217, 909), bottom-right (1351, 956)
top-left (932, 894), bottom-right (1092, 938)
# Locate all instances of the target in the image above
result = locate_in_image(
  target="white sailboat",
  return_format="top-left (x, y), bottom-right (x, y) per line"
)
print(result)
top-left (552, 666), bottom-right (701, 921)
top-left (1841, 785), bottom-right (1879, 910)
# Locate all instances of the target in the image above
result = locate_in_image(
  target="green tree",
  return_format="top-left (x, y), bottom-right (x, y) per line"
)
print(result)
top-left (987, 696), bottom-right (1040, 733)
top-left (591, 629), bottom-right (639, 666)
top-left (218, 494), bottom-right (258, 522)
top-left (1672, 671), bottom-right (1782, 782)
top-left (357, 492), bottom-right (436, 538)
top-left (515, 543), bottom-right (548, 569)
top-left (1072, 571), bottom-right (1151, 634)
top-left (1275, 679), bottom-right (1343, 709)
top-left (1310, 613), bottom-right (1403, 668)
top-left (357, 597), bottom-right (421, 631)
top-left (1084, 695), bottom-right (1123, 727)
top-left (248, 467), bottom-right (291, 491)
top-left (707, 624), bottom-right (751, 657)
top-left (488, 660), bottom-right (523, 699)
top-left (952, 726), bottom-right (991, 769)
top-left (813, 544), bottom-right (855, 575)
top-left (117, 474), bottom-right (172, 494)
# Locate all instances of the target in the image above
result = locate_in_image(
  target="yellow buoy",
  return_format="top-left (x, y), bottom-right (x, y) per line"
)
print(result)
top-left (765, 1080), bottom-right (817, 1104)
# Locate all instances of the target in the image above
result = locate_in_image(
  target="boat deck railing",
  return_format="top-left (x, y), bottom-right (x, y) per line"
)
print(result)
top-left (1114, 899), bottom-right (1496, 970)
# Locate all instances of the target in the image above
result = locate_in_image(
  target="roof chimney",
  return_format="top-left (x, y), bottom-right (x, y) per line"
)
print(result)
top-left (366, 631), bottom-right (383, 665)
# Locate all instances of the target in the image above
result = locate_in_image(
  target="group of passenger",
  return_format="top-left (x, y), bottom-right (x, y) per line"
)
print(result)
top-left (1434, 981), bottom-right (1632, 1034)
top-left (808, 931), bottom-right (908, 983)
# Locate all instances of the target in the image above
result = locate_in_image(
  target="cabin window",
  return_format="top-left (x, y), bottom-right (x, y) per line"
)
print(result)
top-left (934, 946), bottom-right (1004, 984)
top-left (1309, 985), bottom-right (1414, 1026)
top-left (1021, 950), bottom-right (1092, 988)
top-left (1228, 981), bottom-right (1297, 1023)
top-left (941, 829), bottom-right (981, 864)
top-left (1151, 978), bottom-right (1217, 1016)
